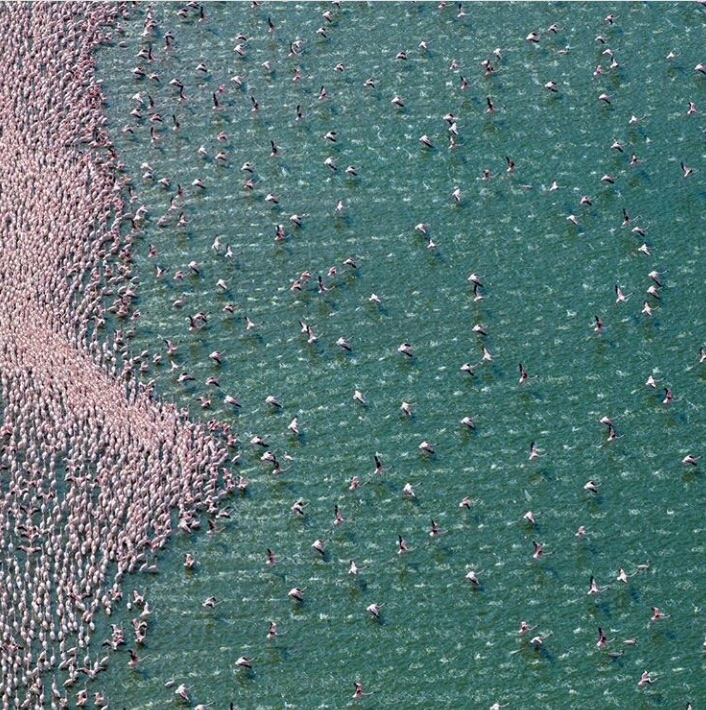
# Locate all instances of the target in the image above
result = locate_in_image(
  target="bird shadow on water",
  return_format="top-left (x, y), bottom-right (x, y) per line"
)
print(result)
top-left (240, 331), bottom-right (264, 346)
top-left (428, 541), bottom-right (454, 564)
top-left (347, 577), bottom-right (368, 596)
top-left (266, 642), bottom-right (291, 662)
top-left (234, 668), bottom-right (256, 686)
top-left (527, 466), bottom-right (554, 484)
top-left (458, 427), bottom-right (478, 444)
top-left (401, 496), bottom-right (422, 511)
top-left (518, 390), bottom-right (545, 405)
top-left (367, 478), bottom-right (399, 498)
top-left (396, 559), bottom-right (421, 576)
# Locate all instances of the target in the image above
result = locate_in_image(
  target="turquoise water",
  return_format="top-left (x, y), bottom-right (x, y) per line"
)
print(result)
top-left (88, 2), bottom-right (706, 708)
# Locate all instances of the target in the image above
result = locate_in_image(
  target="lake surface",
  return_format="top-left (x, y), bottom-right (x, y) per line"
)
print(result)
top-left (87, 2), bottom-right (706, 707)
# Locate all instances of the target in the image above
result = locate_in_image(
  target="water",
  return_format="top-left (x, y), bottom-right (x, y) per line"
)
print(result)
top-left (85, 2), bottom-right (706, 707)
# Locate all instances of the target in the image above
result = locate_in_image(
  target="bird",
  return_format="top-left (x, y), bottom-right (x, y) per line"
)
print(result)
top-left (681, 161), bottom-right (695, 177)
top-left (353, 681), bottom-right (371, 698)
top-left (518, 620), bottom-right (537, 635)
top-left (235, 656), bottom-right (252, 669)
top-left (587, 575), bottom-right (606, 595)
top-left (528, 441), bottom-right (542, 460)
top-left (366, 603), bottom-right (382, 620)
top-left (650, 606), bottom-right (670, 622)
top-left (467, 273), bottom-right (483, 291)
top-left (529, 633), bottom-right (549, 647)
top-left (333, 505), bottom-right (345, 525)
top-left (646, 285), bottom-right (660, 300)
top-left (174, 684), bottom-right (190, 702)
top-left (616, 567), bottom-right (636, 583)
top-left (648, 270), bottom-right (663, 287)
top-left (183, 553), bottom-right (196, 570)
top-left (638, 670), bottom-right (654, 687)
top-left (461, 416), bottom-right (475, 430)
top-left (288, 587), bottom-right (304, 602)
top-left (419, 441), bottom-right (435, 455)
top-left (398, 343), bottom-right (413, 357)
top-left (615, 285), bottom-right (630, 303)
top-left (291, 500), bottom-right (306, 515)
top-left (596, 627), bottom-right (609, 648)
top-left (465, 569), bottom-right (481, 586)
top-left (336, 337), bottom-right (352, 352)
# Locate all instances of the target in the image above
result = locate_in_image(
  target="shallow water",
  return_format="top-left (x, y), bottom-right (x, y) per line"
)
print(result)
top-left (83, 2), bottom-right (706, 707)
